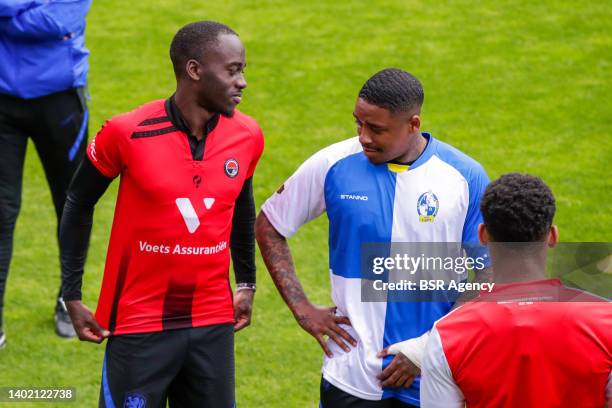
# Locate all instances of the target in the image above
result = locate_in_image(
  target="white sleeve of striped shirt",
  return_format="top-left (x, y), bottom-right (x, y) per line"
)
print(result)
top-left (421, 326), bottom-right (465, 408)
top-left (261, 138), bottom-right (361, 238)
top-left (260, 148), bottom-right (329, 238)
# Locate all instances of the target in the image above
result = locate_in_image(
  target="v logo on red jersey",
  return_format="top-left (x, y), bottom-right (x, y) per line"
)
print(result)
top-left (175, 198), bottom-right (215, 233)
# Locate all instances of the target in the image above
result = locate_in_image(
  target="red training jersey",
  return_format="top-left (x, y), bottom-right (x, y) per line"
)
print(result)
top-left (87, 99), bottom-right (264, 335)
top-left (422, 279), bottom-right (612, 407)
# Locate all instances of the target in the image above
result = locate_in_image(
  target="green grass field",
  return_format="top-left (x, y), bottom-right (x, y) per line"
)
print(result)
top-left (1, 0), bottom-right (610, 406)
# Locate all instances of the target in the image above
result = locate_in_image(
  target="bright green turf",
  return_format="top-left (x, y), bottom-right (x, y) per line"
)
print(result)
top-left (0, 0), bottom-right (610, 406)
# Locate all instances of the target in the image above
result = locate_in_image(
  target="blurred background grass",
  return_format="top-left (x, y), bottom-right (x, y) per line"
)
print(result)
top-left (0, 0), bottom-right (610, 406)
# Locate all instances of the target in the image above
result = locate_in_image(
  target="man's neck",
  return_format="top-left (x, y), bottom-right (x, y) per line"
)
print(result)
top-left (174, 87), bottom-right (214, 140)
top-left (394, 132), bottom-right (427, 164)
top-left (490, 244), bottom-right (549, 284)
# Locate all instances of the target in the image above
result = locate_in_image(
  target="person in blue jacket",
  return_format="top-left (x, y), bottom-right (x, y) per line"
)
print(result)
top-left (0, 0), bottom-right (92, 348)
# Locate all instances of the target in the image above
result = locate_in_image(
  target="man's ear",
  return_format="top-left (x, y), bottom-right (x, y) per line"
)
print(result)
top-left (547, 225), bottom-right (559, 247)
top-left (409, 114), bottom-right (421, 133)
top-left (478, 223), bottom-right (489, 246)
top-left (185, 59), bottom-right (201, 81)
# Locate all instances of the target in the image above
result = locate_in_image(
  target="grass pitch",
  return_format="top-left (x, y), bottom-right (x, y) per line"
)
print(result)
top-left (0, 0), bottom-right (610, 406)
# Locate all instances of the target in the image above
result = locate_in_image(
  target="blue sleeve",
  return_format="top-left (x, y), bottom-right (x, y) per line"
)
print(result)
top-left (0, 1), bottom-right (43, 18)
top-left (461, 164), bottom-right (491, 268)
top-left (0, 0), bottom-right (91, 40)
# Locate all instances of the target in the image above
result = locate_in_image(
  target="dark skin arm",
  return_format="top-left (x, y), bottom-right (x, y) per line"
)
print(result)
top-left (255, 212), bottom-right (357, 357)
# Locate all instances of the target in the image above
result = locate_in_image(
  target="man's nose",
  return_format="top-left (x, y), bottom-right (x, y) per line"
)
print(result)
top-left (236, 73), bottom-right (247, 90)
top-left (358, 127), bottom-right (372, 145)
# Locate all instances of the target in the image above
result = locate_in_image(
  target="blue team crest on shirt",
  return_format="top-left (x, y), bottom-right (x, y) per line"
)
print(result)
top-left (417, 191), bottom-right (439, 222)
top-left (123, 393), bottom-right (146, 408)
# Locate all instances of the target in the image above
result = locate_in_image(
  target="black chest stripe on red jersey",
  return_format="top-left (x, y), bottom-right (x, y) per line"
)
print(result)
top-left (130, 125), bottom-right (177, 139)
top-left (138, 116), bottom-right (170, 126)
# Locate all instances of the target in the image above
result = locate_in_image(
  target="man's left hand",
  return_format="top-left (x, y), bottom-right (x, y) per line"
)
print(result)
top-left (376, 349), bottom-right (420, 388)
top-left (233, 289), bottom-right (254, 332)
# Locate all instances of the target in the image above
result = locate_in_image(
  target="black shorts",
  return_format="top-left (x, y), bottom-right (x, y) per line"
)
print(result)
top-left (100, 324), bottom-right (234, 408)
top-left (320, 377), bottom-right (418, 408)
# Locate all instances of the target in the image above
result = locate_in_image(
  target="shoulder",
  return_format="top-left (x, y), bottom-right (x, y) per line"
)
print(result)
top-left (227, 110), bottom-right (264, 139)
top-left (434, 301), bottom-right (489, 340)
top-left (310, 137), bottom-right (363, 169)
top-left (279, 137), bottom-right (362, 183)
top-left (102, 99), bottom-right (167, 138)
top-left (428, 135), bottom-right (488, 188)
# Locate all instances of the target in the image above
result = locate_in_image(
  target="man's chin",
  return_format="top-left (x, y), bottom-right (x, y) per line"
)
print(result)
top-left (220, 107), bottom-right (236, 117)
top-left (362, 150), bottom-right (385, 164)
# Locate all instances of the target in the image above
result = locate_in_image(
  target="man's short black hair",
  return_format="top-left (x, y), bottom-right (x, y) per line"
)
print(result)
top-left (170, 21), bottom-right (238, 77)
top-left (481, 173), bottom-right (556, 242)
top-left (358, 68), bottom-right (424, 114)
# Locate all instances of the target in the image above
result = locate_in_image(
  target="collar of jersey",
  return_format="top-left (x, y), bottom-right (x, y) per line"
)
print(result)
top-left (165, 94), bottom-right (220, 138)
top-left (386, 132), bottom-right (435, 173)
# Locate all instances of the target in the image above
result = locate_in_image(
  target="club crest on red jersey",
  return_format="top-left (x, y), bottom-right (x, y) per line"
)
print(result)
top-left (224, 158), bottom-right (239, 178)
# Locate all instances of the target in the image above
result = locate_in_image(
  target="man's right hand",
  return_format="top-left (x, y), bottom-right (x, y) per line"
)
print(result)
top-left (65, 300), bottom-right (110, 343)
top-left (293, 303), bottom-right (357, 357)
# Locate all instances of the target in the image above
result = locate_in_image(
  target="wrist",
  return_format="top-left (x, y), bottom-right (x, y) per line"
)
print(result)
top-left (236, 282), bottom-right (256, 292)
top-left (292, 301), bottom-right (314, 316)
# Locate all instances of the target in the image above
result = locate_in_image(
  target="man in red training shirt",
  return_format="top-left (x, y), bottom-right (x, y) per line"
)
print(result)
top-left (421, 173), bottom-right (611, 408)
top-left (59, 21), bottom-right (264, 407)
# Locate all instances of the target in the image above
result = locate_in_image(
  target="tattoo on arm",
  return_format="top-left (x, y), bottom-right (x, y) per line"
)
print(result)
top-left (255, 213), bottom-right (309, 310)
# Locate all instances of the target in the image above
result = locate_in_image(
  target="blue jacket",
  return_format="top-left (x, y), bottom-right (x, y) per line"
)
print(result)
top-left (0, 0), bottom-right (92, 99)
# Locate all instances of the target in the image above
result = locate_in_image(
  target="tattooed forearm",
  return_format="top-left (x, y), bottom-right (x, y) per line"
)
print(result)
top-left (255, 212), bottom-right (309, 309)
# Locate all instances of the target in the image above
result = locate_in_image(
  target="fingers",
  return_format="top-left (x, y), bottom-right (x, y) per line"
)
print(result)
top-left (333, 315), bottom-right (352, 326)
top-left (234, 316), bottom-right (250, 332)
top-left (382, 369), bottom-right (404, 388)
top-left (376, 348), bottom-right (389, 358)
top-left (326, 306), bottom-right (337, 314)
top-left (302, 305), bottom-right (357, 356)
top-left (378, 357), bottom-right (398, 381)
top-left (88, 315), bottom-right (110, 338)
top-left (315, 334), bottom-right (333, 358)
top-left (75, 312), bottom-right (109, 343)
top-left (377, 354), bottom-right (419, 388)
top-left (378, 358), bottom-right (407, 388)
top-left (78, 327), bottom-right (105, 343)
top-left (76, 322), bottom-right (107, 343)
top-left (400, 375), bottom-right (416, 388)
top-left (325, 329), bottom-right (352, 353)
top-left (387, 373), bottom-right (415, 388)
top-left (330, 323), bottom-right (357, 347)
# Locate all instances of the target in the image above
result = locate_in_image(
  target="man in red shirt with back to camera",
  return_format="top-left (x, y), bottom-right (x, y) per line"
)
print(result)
top-left (421, 173), bottom-right (611, 408)
top-left (59, 21), bottom-right (264, 408)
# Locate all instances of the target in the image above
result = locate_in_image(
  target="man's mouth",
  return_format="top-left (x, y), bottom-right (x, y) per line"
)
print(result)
top-left (362, 146), bottom-right (380, 153)
top-left (231, 94), bottom-right (242, 104)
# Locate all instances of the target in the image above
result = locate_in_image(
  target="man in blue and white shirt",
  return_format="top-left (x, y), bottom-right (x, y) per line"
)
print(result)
top-left (255, 68), bottom-right (490, 407)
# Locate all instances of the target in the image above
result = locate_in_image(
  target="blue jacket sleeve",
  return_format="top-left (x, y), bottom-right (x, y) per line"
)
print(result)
top-left (0, 1), bottom-right (43, 18)
top-left (0, 0), bottom-right (91, 40)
